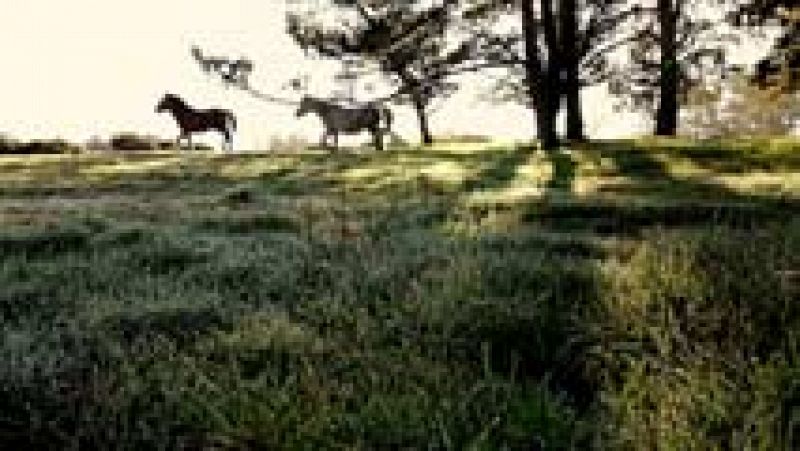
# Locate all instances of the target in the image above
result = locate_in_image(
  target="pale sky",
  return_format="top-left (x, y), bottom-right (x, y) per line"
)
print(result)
top-left (0, 1), bottom-right (776, 149)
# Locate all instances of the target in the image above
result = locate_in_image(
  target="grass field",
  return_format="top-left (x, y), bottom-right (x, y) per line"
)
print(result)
top-left (1, 138), bottom-right (798, 449)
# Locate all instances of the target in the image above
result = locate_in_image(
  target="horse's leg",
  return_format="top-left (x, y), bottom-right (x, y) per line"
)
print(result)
top-left (323, 129), bottom-right (335, 150)
top-left (372, 128), bottom-right (383, 151)
top-left (332, 131), bottom-right (338, 152)
top-left (223, 130), bottom-right (232, 152)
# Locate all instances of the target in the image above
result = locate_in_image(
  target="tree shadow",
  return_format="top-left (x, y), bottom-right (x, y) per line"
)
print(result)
top-left (586, 140), bottom-right (797, 199)
top-left (545, 148), bottom-right (578, 192)
top-left (99, 307), bottom-right (240, 347)
top-left (462, 145), bottom-right (533, 193)
top-left (519, 141), bottom-right (800, 237)
top-left (638, 138), bottom-right (800, 173)
top-left (496, 139), bottom-right (800, 418)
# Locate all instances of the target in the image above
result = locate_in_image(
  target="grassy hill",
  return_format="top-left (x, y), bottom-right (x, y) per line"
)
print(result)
top-left (0, 139), bottom-right (798, 449)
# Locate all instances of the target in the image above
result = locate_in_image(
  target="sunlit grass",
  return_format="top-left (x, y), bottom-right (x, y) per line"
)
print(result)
top-left (0, 138), bottom-right (798, 448)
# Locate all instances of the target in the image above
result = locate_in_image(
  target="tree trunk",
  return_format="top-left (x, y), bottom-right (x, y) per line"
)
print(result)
top-left (562, 0), bottom-right (585, 141)
top-left (656, 0), bottom-right (679, 136)
top-left (397, 68), bottom-right (434, 146)
top-left (521, 0), bottom-right (559, 150)
top-left (540, 0), bottom-right (562, 149)
top-left (565, 73), bottom-right (585, 141)
top-left (537, 99), bottom-right (560, 150)
top-left (412, 93), bottom-right (434, 145)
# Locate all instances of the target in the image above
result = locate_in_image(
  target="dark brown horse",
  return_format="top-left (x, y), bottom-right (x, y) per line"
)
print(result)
top-left (156, 93), bottom-right (236, 151)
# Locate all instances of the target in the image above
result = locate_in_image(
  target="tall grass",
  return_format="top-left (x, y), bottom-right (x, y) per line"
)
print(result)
top-left (582, 224), bottom-right (799, 449)
top-left (0, 140), bottom-right (797, 448)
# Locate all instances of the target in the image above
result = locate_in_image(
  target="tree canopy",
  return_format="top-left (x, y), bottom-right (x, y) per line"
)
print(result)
top-left (287, 0), bottom-right (477, 144)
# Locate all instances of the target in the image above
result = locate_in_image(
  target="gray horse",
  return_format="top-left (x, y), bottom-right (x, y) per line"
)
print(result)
top-left (295, 96), bottom-right (393, 151)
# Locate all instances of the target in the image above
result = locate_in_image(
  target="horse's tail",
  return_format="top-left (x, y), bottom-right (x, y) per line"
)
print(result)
top-left (381, 107), bottom-right (393, 134)
top-left (226, 111), bottom-right (237, 132)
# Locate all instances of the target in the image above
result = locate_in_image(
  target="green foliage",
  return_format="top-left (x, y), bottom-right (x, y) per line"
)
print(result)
top-left (683, 75), bottom-right (800, 139)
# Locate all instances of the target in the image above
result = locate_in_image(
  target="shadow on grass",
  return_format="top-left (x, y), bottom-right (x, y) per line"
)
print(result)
top-left (517, 141), bottom-right (800, 236)
top-left (99, 307), bottom-right (240, 347)
top-left (0, 228), bottom-right (96, 258)
top-left (462, 146), bottom-right (532, 193)
top-left (546, 149), bottom-right (578, 192)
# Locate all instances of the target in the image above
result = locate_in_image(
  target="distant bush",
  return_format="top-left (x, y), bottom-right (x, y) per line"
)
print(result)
top-left (0, 138), bottom-right (81, 154)
top-left (0, 135), bottom-right (18, 153)
top-left (683, 75), bottom-right (799, 139)
top-left (156, 140), bottom-right (175, 151)
top-left (109, 133), bottom-right (214, 152)
top-left (110, 133), bottom-right (158, 151)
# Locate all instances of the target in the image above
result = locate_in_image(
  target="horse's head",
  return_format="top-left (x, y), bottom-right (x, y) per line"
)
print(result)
top-left (156, 93), bottom-right (183, 114)
top-left (295, 96), bottom-right (315, 118)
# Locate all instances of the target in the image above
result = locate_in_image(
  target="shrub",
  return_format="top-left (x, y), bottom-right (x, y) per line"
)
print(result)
top-left (0, 139), bottom-right (81, 154)
top-left (108, 133), bottom-right (214, 152)
top-left (110, 133), bottom-right (157, 151)
top-left (0, 135), bottom-right (19, 153)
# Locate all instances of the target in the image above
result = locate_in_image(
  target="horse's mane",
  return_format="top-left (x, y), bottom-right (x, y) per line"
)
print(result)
top-left (303, 95), bottom-right (330, 106)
